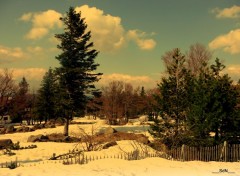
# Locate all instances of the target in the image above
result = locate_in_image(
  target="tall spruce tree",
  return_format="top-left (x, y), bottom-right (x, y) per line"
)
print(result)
top-left (37, 68), bottom-right (57, 123)
top-left (187, 58), bottom-right (239, 144)
top-left (12, 77), bottom-right (30, 123)
top-left (55, 7), bottom-right (102, 136)
top-left (208, 59), bottom-right (239, 142)
top-left (151, 48), bottom-right (190, 147)
top-left (18, 77), bottom-right (29, 96)
top-left (186, 64), bottom-right (213, 144)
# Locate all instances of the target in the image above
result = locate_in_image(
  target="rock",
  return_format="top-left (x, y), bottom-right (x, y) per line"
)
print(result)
top-left (102, 141), bottom-right (117, 149)
top-left (139, 115), bottom-right (148, 124)
top-left (136, 134), bottom-right (149, 144)
top-left (54, 118), bottom-right (65, 126)
top-left (16, 126), bottom-right (30, 132)
top-left (32, 124), bottom-right (40, 130)
top-left (27, 133), bottom-right (80, 143)
top-left (5, 125), bottom-right (15, 133)
top-left (104, 127), bottom-right (117, 135)
top-left (68, 137), bottom-right (80, 142)
top-left (0, 139), bottom-right (13, 149)
top-left (39, 124), bottom-right (45, 129)
top-left (45, 120), bottom-right (56, 128)
top-left (29, 128), bottom-right (35, 132)
top-left (47, 133), bottom-right (65, 142)
top-left (45, 123), bottom-right (56, 128)
top-left (32, 124), bottom-right (45, 130)
top-left (0, 128), bottom-right (6, 134)
top-left (63, 136), bottom-right (70, 142)
top-left (27, 134), bottom-right (48, 142)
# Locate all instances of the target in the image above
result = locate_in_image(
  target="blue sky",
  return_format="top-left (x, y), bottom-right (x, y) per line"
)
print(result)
top-left (0, 0), bottom-right (240, 90)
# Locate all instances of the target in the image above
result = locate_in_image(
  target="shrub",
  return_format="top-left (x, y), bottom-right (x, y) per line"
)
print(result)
top-left (7, 162), bottom-right (18, 169)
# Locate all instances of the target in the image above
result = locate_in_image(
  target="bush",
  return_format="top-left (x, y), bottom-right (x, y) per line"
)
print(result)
top-left (148, 140), bottom-right (167, 152)
top-left (7, 162), bottom-right (18, 169)
top-left (161, 134), bottom-right (216, 149)
top-left (3, 148), bottom-right (16, 156)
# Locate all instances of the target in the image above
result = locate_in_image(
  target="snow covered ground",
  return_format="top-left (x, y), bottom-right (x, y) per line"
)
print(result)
top-left (0, 118), bottom-right (240, 176)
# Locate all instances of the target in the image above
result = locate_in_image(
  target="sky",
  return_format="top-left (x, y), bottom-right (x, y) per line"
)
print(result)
top-left (0, 0), bottom-right (240, 90)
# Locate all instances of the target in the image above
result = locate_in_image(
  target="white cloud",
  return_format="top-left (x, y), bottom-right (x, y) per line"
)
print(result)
top-left (26, 27), bottom-right (49, 40)
top-left (212, 5), bottom-right (240, 19)
top-left (221, 65), bottom-right (240, 83)
top-left (0, 68), bottom-right (47, 89)
top-left (0, 45), bottom-right (47, 64)
top-left (32, 10), bottom-right (62, 29)
top-left (98, 73), bottom-right (156, 88)
top-left (19, 13), bottom-right (33, 21)
top-left (75, 5), bottom-right (125, 52)
top-left (20, 6), bottom-right (156, 51)
top-left (0, 45), bottom-right (28, 63)
top-left (11, 68), bottom-right (46, 80)
top-left (225, 65), bottom-right (240, 75)
top-left (27, 46), bottom-right (43, 53)
top-left (127, 30), bottom-right (156, 50)
top-left (48, 36), bottom-right (60, 44)
top-left (209, 29), bottom-right (240, 54)
top-left (20, 10), bottom-right (62, 40)
top-left (137, 39), bottom-right (156, 50)
top-left (75, 5), bottom-right (156, 52)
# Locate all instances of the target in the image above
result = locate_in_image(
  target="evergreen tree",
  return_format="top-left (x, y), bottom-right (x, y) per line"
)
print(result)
top-left (187, 59), bottom-right (239, 144)
top-left (186, 64), bottom-right (213, 144)
top-left (37, 68), bottom-right (58, 123)
top-left (55, 7), bottom-right (102, 136)
top-left (11, 77), bottom-right (30, 123)
top-left (151, 47), bottom-right (240, 147)
top-left (208, 59), bottom-right (239, 142)
top-left (18, 77), bottom-right (29, 95)
top-left (151, 48), bottom-right (190, 147)
top-left (140, 86), bottom-right (146, 97)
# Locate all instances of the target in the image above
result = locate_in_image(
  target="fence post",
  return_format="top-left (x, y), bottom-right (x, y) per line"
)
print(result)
top-left (181, 144), bottom-right (185, 162)
top-left (219, 141), bottom-right (227, 161)
top-left (224, 141), bottom-right (227, 162)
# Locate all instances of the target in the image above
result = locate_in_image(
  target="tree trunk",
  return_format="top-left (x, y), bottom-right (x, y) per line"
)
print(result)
top-left (64, 117), bottom-right (69, 136)
top-left (214, 128), bottom-right (219, 141)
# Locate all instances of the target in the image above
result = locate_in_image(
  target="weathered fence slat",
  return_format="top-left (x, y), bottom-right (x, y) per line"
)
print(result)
top-left (168, 141), bottom-right (240, 162)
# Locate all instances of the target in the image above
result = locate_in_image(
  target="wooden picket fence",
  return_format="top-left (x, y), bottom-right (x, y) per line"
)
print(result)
top-left (61, 150), bottom-right (161, 165)
top-left (0, 158), bottom-right (19, 169)
top-left (1, 141), bottom-right (239, 169)
top-left (168, 141), bottom-right (240, 162)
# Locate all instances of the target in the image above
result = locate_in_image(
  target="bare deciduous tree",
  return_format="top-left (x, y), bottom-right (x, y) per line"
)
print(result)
top-left (162, 44), bottom-right (212, 76)
top-left (74, 125), bottom-right (102, 151)
top-left (0, 69), bottom-right (17, 116)
top-left (102, 81), bottom-right (124, 125)
top-left (162, 48), bottom-right (181, 69)
top-left (186, 43), bottom-right (212, 75)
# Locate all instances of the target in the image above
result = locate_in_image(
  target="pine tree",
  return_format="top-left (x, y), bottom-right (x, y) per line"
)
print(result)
top-left (11, 77), bottom-right (30, 123)
top-left (186, 64), bottom-right (212, 144)
top-left (37, 68), bottom-right (58, 123)
top-left (18, 77), bottom-right (29, 96)
top-left (208, 59), bottom-right (239, 142)
top-left (187, 58), bottom-right (239, 144)
top-left (151, 48), bottom-right (190, 147)
top-left (55, 7), bottom-right (102, 136)
top-left (151, 47), bottom-right (240, 147)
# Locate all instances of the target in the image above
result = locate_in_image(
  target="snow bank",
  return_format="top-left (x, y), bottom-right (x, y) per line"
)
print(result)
top-left (0, 119), bottom-right (239, 176)
top-left (1, 158), bottom-right (240, 176)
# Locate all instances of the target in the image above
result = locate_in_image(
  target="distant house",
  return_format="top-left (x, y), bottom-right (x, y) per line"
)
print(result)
top-left (0, 115), bottom-right (11, 124)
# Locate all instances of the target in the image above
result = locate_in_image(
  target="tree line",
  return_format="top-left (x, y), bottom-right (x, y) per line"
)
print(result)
top-left (0, 70), bottom-right (35, 125)
top-left (150, 47), bottom-right (240, 148)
